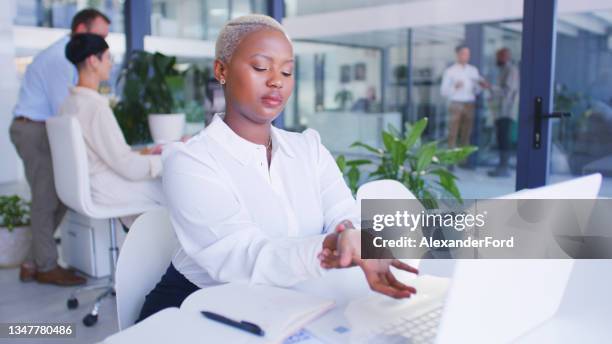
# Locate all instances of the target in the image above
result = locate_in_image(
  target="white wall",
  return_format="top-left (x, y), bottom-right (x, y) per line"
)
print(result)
top-left (0, 0), bottom-right (22, 184)
top-left (322, 47), bottom-right (380, 109)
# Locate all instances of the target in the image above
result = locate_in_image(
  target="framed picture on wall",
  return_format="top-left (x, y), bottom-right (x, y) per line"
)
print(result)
top-left (354, 63), bottom-right (366, 81)
top-left (340, 64), bottom-right (351, 83)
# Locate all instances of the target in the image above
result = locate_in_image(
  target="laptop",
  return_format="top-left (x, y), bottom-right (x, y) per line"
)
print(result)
top-left (306, 174), bottom-right (602, 344)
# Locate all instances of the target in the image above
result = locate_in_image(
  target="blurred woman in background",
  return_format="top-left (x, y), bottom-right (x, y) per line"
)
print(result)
top-left (60, 33), bottom-right (165, 214)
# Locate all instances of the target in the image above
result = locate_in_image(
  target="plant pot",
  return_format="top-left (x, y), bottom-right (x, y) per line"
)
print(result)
top-left (0, 226), bottom-right (32, 268)
top-left (148, 113), bottom-right (186, 144)
top-left (184, 122), bottom-right (205, 137)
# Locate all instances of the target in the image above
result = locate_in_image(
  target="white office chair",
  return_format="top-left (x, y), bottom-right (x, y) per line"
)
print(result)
top-left (46, 116), bottom-right (160, 327)
top-left (356, 179), bottom-right (421, 272)
top-left (115, 208), bottom-right (178, 330)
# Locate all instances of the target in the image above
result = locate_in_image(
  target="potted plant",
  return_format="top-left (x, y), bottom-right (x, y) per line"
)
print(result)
top-left (337, 117), bottom-right (477, 209)
top-left (0, 195), bottom-right (32, 267)
top-left (334, 89), bottom-right (354, 111)
top-left (114, 51), bottom-right (203, 144)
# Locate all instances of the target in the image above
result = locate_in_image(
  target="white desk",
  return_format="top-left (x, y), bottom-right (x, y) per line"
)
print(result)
top-left (102, 308), bottom-right (206, 343)
top-left (103, 260), bottom-right (612, 343)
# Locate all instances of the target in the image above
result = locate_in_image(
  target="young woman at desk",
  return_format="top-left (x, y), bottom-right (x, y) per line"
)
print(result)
top-left (138, 15), bottom-right (418, 321)
top-left (60, 34), bottom-right (165, 211)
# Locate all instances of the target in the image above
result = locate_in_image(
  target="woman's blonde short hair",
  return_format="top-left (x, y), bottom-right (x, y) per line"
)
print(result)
top-left (215, 14), bottom-right (289, 63)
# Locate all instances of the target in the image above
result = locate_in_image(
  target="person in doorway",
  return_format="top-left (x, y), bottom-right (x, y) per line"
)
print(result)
top-left (137, 14), bottom-right (419, 322)
top-left (9, 9), bottom-right (110, 286)
top-left (488, 48), bottom-right (519, 177)
top-left (440, 45), bottom-right (490, 153)
top-left (351, 86), bottom-right (378, 112)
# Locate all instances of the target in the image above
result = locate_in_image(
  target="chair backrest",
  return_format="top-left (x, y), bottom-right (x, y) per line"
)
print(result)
top-left (356, 180), bottom-right (422, 272)
top-left (46, 116), bottom-right (93, 215)
top-left (115, 208), bottom-right (179, 330)
top-left (356, 179), bottom-right (416, 201)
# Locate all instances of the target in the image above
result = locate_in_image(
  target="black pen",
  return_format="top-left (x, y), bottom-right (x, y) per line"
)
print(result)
top-left (201, 311), bottom-right (265, 337)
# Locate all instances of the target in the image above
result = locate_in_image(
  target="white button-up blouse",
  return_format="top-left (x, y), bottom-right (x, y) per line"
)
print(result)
top-left (440, 63), bottom-right (484, 103)
top-left (163, 114), bottom-right (359, 288)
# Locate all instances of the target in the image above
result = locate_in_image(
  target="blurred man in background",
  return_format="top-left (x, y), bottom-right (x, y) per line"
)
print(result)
top-left (441, 45), bottom-right (489, 153)
top-left (488, 48), bottom-right (519, 177)
top-left (9, 9), bottom-right (110, 286)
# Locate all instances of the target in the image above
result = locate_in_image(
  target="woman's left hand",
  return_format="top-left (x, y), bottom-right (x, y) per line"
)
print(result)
top-left (356, 258), bottom-right (418, 299)
top-left (318, 224), bottom-right (419, 299)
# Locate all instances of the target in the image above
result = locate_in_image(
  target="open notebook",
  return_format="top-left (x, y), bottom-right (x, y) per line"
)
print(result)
top-left (104, 283), bottom-right (334, 344)
top-left (179, 282), bottom-right (336, 343)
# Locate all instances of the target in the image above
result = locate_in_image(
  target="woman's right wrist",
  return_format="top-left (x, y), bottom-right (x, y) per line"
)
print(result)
top-left (322, 232), bottom-right (338, 252)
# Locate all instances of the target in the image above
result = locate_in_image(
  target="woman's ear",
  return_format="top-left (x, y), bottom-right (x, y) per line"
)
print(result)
top-left (86, 54), bottom-right (99, 70)
top-left (213, 59), bottom-right (227, 85)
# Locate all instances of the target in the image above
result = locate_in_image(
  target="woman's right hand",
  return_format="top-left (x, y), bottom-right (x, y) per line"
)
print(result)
top-left (320, 229), bottom-right (418, 299)
top-left (150, 144), bottom-right (163, 155)
top-left (140, 144), bottom-right (163, 155)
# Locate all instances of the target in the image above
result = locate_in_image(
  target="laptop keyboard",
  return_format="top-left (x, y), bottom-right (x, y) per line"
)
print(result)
top-left (362, 305), bottom-right (444, 344)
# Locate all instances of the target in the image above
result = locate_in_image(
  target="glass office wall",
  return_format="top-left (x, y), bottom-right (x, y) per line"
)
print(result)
top-left (14, 0), bottom-right (124, 32)
top-left (12, 0), bottom-right (126, 96)
top-left (550, 7), bottom-right (612, 196)
top-left (151, 0), bottom-right (266, 40)
top-left (149, 0), bottom-right (266, 128)
top-left (284, 0), bottom-right (412, 17)
top-left (285, 41), bottom-right (383, 144)
top-left (284, 0), bottom-right (524, 198)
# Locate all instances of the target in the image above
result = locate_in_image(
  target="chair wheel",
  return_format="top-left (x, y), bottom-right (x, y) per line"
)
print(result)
top-left (83, 313), bottom-right (98, 327)
top-left (67, 298), bottom-right (78, 310)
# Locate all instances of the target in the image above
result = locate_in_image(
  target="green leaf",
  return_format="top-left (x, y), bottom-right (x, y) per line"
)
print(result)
top-left (391, 140), bottom-right (407, 168)
top-left (336, 155), bottom-right (347, 173)
top-left (153, 52), bottom-right (176, 76)
top-left (436, 182), bottom-right (462, 203)
top-left (369, 169), bottom-right (384, 179)
top-left (416, 141), bottom-right (437, 171)
top-left (123, 79), bottom-right (141, 101)
top-left (347, 167), bottom-right (359, 183)
top-left (434, 169), bottom-right (462, 203)
top-left (430, 168), bottom-right (458, 181)
top-left (165, 75), bottom-right (185, 94)
top-left (350, 141), bottom-right (383, 155)
top-left (347, 166), bottom-right (360, 194)
top-left (0, 194), bottom-right (30, 230)
top-left (381, 131), bottom-right (396, 152)
top-left (437, 146), bottom-right (478, 164)
top-left (346, 159), bottom-right (372, 166)
top-left (133, 53), bottom-right (149, 81)
top-left (403, 118), bottom-right (428, 149)
top-left (420, 189), bottom-right (438, 209)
